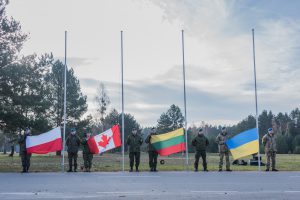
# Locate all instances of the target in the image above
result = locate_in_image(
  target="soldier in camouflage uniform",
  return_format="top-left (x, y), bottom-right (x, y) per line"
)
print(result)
top-left (145, 127), bottom-right (159, 172)
top-left (18, 128), bottom-right (32, 173)
top-left (192, 128), bottom-right (209, 172)
top-left (262, 128), bottom-right (278, 171)
top-left (81, 130), bottom-right (93, 172)
top-left (66, 128), bottom-right (81, 172)
top-left (126, 128), bottom-right (143, 172)
top-left (216, 127), bottom-right (232, 172)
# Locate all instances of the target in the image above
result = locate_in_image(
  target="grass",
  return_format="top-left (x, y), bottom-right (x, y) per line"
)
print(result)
top-left (0, 152), bottom-right (300, 172)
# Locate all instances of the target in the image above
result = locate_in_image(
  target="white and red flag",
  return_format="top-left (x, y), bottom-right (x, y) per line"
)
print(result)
top-left (26, 127), bottom-right (62, 154)
top-left (88, 125), bottom-right (121, 154)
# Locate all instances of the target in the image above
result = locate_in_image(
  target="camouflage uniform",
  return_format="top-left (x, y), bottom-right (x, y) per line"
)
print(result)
top-left (126, 133), bottom-right (143, 171)
top-left (192, 134), bottom-right (209, 171)
top-left (145, 132), bottom-right (159, 172)
top-left (66, 134), bottom-right (81, 172)
top-left (18, 134), bottom-right (32, 173)
top-left (216, 132), bottom-right (231, 171)
top-left (262, 133), bottom-right (277, 170)
top-left (81, 137), bottom-right (93, 172)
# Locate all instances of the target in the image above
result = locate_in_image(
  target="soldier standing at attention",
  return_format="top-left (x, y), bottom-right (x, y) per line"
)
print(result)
top-left (81, 130), bottom-right (93, 172)
top-left (216, 127), bottom-right (232, 172)
top-left (66, 128), bottom-right (81, 172)
top-left (192, 128), bottom-right (209, 172)
top-left (18, 127), bottom-right (32, 173)
top-left (262, 128), bottom-right (278, 171)
top-left (126, 127), bottom-right (143, 172)
top-left (145, 127), bottom-right (159, 172)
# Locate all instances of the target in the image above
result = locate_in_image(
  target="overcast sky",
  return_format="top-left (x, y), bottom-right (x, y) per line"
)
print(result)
top-left (6, 0), bottom-right (300, 127)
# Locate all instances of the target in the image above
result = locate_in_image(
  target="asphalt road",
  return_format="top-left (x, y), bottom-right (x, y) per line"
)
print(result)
top-left (1, 171), bottom-right (300, 200)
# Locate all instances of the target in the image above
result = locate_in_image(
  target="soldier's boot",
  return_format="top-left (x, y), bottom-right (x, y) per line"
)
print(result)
top-left (272, 169), bottom-right (278, 171)
top-left (153, 166), bottom-right (158, 172)
top-left (194, 165), bottom-right (198, 172)
top-left (129, 166), bottom-right (133, 172)
top-left (136, 166), bottom-right (139, 172)
top-left (67, 167), bottom-right (73, 172)
top-left (21, 167), bottom-right (27, 173)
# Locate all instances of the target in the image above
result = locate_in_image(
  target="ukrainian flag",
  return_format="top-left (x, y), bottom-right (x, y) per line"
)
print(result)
top-left (226, 128), bottom-right (259, 160)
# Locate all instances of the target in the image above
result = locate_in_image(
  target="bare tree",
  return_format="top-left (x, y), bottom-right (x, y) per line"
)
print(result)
top-left (95, 82), bottom-right (110, 131)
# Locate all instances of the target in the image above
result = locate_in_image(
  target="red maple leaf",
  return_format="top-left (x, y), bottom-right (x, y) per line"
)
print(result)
top-left (98, 134), bottom-right (112, 148)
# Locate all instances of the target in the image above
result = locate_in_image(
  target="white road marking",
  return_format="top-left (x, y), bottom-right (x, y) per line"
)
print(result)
top-left (284, 191), bottom-right (300, 193)
top-left (191, 191), bottom-right (238, 194)
top-left (289, 176), bottom-right (300, 178)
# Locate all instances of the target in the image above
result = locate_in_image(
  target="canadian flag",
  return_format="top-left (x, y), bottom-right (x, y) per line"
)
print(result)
top-left (88, 125), bottom-right (121, 154)
top-left (26, 127), bottom-right (62, 154)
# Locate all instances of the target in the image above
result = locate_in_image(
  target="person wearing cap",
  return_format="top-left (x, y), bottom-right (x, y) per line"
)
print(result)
top-left (81, 129), bottom-right (93, 172)
top-left (192, 128), bottom-right (209, 172)
top-left (18, 127), bottom-right (32, 173)
top-left (66, 128), bottom-right (81, 172)
top-left (262, 128), bottom-right (278, 171)
top-left (216, 127), bottom-right (232, 172)
top-left (126, 127), bottom-right (143, 172)
top-left (145, 127), bottom-right (159, 172)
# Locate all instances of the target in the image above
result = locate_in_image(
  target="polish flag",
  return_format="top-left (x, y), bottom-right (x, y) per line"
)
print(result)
top-left (88, 125), bottom-right (121, 154)
top-left (26, 127), bottom-right (62, 154)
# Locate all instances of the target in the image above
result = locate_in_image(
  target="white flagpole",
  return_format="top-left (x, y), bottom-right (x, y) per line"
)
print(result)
top-left (181, 30), bottom-right (189, 169)
top-left (62, 31), bottom-right (67, 173)
top-left (252, 28), bottom-right (261, 171)
top-left (121, 31), bottom-right (125, 172)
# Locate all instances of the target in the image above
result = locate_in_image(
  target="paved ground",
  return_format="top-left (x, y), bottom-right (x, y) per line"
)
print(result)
top-left (1, 171), bottom-right (300, 200)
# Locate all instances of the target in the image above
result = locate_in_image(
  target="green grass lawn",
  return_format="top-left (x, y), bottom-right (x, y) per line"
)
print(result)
top-left (1, 152), bottom-right (299, 172)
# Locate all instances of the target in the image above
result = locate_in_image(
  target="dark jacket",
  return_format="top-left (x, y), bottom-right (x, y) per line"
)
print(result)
top-left (66, 134), bottom-right (81, 153)
top-left (192, 134), bottom-right (209, 151)
top-left (145, 133), bottom-right (157, 152)
top-left (81, 137), bottom-right (91, 154)
top-left (18, 134), bottom-right (27, 153)
top-left (126, 133), bottom-right (143, 152)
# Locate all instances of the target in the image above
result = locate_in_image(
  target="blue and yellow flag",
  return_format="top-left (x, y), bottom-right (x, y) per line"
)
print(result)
top-left (226, 128), bottom-right (259, 160)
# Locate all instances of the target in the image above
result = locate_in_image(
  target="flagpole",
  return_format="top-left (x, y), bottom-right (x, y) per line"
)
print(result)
top-left (181, 30), bottom-right (189, 170)
top-left (252, 28), bottom-right (261, 171)
top-left (121, 30), bottom-right (125, 172)
top-left (62, 31), bottom-right (67, 173)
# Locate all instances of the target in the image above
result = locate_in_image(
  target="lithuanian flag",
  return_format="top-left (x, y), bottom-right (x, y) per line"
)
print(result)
top-left (150, 128), bottom-right (186, 156)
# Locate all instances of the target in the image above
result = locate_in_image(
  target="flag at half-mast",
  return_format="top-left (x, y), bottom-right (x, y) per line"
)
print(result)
top-left (226, 128), bottom-right (259, 160)
top-left (88, 125), bottom-right (121, 154)
top-left (150, 128), bottom-right (186, 156)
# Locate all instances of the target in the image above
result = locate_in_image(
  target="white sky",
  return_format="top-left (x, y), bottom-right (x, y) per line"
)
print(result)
top-left (6, 0), bottom-right (300, 127)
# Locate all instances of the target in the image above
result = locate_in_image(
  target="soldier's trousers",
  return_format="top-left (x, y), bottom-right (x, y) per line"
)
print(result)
top-left (21, 151), bottom-right (31, 171)
top-left (83, 153), bottom-right (93, 170)
top-left (219, 151), bottom-right (230, 170)
top-left (266, 151), bottom-right (276, 170)
top-left (129, 152), bottom-right (140, 168)
top-left (68, 152), bottom-right (78, 170)
top-left (148, 151), bottom-right (158, 169)
top-left (194, 151), bottom-right (207, 170)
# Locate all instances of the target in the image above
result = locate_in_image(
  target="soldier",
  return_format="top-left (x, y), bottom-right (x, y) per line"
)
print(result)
top-left (66, 128), bottom-right (80, 172)
top-left (192, 128), bottom-right (209, 172)
top-left (262, 128), bottom-right (278, 171)
top-left (126, 127), bottom-right (143, 172)
top-left (145, 127), bottom-right (159, 172)
top-left (216, 127), bottom-right (232, 172)
top-left (18, 128), bottom-right (32, 173)
top-left (81, 130), bottom-right (93, 172)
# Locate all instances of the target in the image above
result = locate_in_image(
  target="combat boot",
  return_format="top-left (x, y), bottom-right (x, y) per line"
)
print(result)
top-left (136, 166), bottom-right (139, 172)
top-left (153, 167), bottom-right (158, 172)
top-left (272, 169), bottom-right (278, 172)
top-left (194, 168), bottom-right (198, 172)
top-left (129, 167), bottom-right (133, 172)
top-left (67, 167), bottom-right (73, 172)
